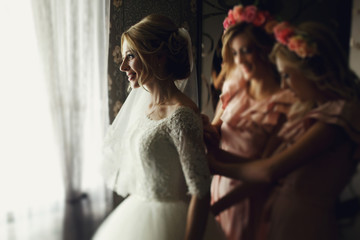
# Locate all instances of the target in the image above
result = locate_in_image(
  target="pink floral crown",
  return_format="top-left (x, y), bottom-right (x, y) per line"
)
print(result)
top-left (273, 22), bottom-right (318, 58)
top-left (223, 4), bottom-right (278, 34)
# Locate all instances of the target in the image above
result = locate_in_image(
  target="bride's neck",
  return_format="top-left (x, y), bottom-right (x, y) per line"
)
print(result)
top-left (147, 79), bottom-right (179, 105)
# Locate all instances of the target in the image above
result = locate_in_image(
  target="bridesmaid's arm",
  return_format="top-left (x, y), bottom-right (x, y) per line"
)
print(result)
top-left (207, 148), bottom-right (251, 166)
top-left (210, 115), bottom-right (285, 214)
top-left (184, 192), bottom-right (210, 240)
top-left (211, 182), bottom-right (269, 216)
top-left (210, 121), bottom-right (346, 183)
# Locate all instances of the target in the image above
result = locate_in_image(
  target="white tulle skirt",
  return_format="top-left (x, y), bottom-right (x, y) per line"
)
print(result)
top-left (92, 195), bottom-right (226, 240)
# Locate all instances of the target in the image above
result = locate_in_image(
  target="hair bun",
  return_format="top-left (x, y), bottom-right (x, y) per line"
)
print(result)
top-left (165, 27), bottom-right (193, 80)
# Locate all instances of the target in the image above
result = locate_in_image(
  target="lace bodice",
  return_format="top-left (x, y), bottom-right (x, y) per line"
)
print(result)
top-left (103, 106), bottom-right (211, 201)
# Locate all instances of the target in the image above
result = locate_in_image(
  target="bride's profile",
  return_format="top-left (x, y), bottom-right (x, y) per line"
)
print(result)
top-left (92, 14), bottom-right (226, 240)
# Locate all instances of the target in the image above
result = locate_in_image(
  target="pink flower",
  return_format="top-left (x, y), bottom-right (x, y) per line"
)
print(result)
top-left (223, 16), bottom-right (234, 29)
top-left (243, 5), bottom-right (258, 23)
top-left (233, 5), bottom-right (245, 22)
top-left (228, 9), bottom-right (235, 20)
top-left (274, 22), bottom-right (294, 45)
top-left (223, 17), bottom-right (230, 29)
top-left (288, 36), bottom-right (305, 51)
top-left (288, 36), bottom-right (307, 58)
top-left (222, 4), bottom-right (276, 33)
top-left (223, 10), bottom-right (236, 29)
top-left (253, 11), bottom-right (267, 26)
top-left (288, 35), bottom-right (317, 58)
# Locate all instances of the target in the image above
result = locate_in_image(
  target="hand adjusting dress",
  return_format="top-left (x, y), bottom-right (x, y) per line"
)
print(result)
top-left (93, 89), bottom-right (226, 240)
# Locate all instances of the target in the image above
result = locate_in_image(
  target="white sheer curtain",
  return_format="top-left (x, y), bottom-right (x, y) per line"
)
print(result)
top-left (0, 1), bottom-right (64, 240)
top-left (4, 0), bottom-right (111, 240)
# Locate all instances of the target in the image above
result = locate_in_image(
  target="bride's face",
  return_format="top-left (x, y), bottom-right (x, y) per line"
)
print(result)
top-left (120, 39), bottom-right (143, 89)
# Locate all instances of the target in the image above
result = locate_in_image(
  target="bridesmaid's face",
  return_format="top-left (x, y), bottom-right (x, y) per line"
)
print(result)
top-left (276, 56), bottom-right (318, 102)
top-left (230, 33), bottom-right (263, 81)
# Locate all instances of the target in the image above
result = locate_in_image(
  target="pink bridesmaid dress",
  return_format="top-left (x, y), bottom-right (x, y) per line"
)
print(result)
top-left (267, 100), bottom-right (360, 240)
top-left (211, 77), bottom-right (296, 240)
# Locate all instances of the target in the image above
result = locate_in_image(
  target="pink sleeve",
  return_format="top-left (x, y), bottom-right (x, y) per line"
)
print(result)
top-left (308, 100), bottom-right (360, 158)
top-left (220, 73), bottom-right (247, 109)
top-left (221, 88), bottom-right (297, 132)
top-left (279, 100), bottom-right (360, 159)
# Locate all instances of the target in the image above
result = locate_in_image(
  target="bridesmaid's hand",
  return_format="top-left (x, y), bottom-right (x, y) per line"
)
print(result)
top-left (201, 114), bottom-right (220, 149)
top-left (210, 201), bottom-right (222, 216)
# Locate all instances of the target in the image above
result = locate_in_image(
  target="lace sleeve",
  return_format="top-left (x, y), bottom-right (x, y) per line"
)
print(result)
top-left (168, 107), bottom-right (211, 198)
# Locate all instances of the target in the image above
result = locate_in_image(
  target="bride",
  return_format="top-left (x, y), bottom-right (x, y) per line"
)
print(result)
top-left (92, 14), bottom-right (226, 240)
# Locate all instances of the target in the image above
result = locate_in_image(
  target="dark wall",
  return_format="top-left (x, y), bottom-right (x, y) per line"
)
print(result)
top-left (265, 0), bottom-right (353, 56)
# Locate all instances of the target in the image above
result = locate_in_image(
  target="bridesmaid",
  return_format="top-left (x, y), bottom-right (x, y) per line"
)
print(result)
top-left (207, 4), bottom-right (296, 240)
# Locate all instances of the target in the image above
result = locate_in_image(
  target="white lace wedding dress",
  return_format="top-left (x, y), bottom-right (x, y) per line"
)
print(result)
top-left (93, 105), bottom-right (226, 240)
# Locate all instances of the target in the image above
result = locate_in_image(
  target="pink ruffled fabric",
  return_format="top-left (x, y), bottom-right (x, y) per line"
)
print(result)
top-left (220, 73), bottom-right (248, 109)
top-left (222, 87), bottom-right (296, 131)
top-left (220, 86), bottom-right (296, 158)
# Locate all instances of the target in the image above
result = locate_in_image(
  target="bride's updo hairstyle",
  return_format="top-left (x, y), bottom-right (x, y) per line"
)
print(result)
top-left (121, 14), bottom-right (193, 85)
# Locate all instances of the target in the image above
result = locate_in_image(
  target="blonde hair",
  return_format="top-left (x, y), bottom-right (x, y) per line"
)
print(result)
top-left (121, 14), bottom-right (192, 86)
top-left (221, 22), bottom-right (276, 78)
top-left (271, 22), bottom-right (360, 99)
top-left (270, 22), bottom-right (360, 118)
